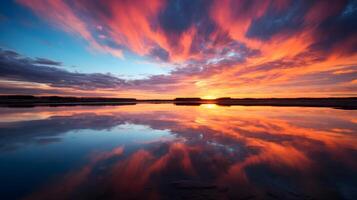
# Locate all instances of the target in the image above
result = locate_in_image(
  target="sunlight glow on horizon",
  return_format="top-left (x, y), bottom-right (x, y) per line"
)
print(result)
top-left (201, 95), bottom-right (217, 100)
top-left (0, 0), bottom-right (356, 97)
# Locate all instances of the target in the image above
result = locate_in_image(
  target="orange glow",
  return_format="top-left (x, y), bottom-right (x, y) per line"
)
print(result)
top-left (201, 95), bottom-right (216, 100)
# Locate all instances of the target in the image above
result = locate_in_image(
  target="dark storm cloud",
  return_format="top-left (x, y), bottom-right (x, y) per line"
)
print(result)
top-left (0, 48), bottom-right (179, 93)
top-left (0, 48), bottom-right (128, 90)
top-left (0, 48), bottom-right (186, 94)
top-left (0, 48), bottom-right (61, 66)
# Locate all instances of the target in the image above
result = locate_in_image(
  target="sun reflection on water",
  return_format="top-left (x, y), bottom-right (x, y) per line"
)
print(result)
top-left (200, 103), bottom-right (217, 109)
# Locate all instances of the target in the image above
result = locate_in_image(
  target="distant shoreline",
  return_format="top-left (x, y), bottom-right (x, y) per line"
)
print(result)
top-left (0, 95), bottom-right (356, 109)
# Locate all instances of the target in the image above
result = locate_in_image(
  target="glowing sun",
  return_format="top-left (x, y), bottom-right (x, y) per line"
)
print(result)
top-left (202, 95), bottom-right (217, 100)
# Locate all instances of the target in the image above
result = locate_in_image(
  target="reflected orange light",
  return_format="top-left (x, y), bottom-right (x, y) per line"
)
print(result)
top-left (201, 104), bottom-right (217, 109)
top-left (14, 105), bottom-right (357, 199)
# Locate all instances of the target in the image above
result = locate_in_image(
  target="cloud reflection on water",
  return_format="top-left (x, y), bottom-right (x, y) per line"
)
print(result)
top-left (0, 105), bottom-right (356, 199)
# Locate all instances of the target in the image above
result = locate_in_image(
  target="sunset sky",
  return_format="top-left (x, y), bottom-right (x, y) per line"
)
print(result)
top-left (0, 0), bottom-right (356, 98)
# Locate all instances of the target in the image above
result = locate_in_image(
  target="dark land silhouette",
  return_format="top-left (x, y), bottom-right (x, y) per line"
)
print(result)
top-left (0, 95), bottom-right (356, 109)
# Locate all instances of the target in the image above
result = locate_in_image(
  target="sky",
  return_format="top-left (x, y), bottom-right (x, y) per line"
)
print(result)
top-left (0, 0), bottom-right (356, 99)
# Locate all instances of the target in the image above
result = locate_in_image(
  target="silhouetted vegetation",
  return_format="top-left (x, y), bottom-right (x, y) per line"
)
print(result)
top-left (0, 95), bottom-right (137, 107)
top-left (0, 95), bottom-right (356, 109)
top-left (174, 98), bottom-right (202, 101)
top-left (213, 97), bottom-right (357, 109)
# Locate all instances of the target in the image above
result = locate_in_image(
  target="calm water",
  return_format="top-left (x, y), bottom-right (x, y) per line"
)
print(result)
top-left (0, 104), bottom-right (356, 200)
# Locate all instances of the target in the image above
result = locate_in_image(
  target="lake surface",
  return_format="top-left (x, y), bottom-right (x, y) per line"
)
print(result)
top-left (0, 104), bottom-right (356, 199)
